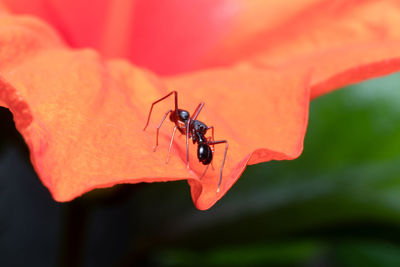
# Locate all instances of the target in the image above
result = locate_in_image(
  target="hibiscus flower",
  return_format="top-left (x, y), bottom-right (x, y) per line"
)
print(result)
top-left (0, 0), bottom-right (400, 210)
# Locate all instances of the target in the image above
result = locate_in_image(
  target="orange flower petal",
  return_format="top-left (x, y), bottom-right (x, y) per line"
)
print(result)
top-left (0, 10), bottom-right (309, 210)
top-left (0, 16), bottom-right (191, 201)
top-left (165, 65), bottom-right (310, 209)
top-left (1, 1), bottom-right (400, 210)
top-left (3, 0), bottom-right (239, 74)
top-left (199, 1), bottom-right (400, 96)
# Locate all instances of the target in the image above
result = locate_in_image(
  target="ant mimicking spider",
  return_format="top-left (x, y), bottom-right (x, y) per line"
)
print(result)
top-left (143, 91), bottom-right (228, 192)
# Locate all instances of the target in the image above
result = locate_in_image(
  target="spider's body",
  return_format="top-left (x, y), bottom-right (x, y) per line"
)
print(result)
top-left (169, 108), bottom-right (214, 165)
top-left (143, 91), bottom-right (228, 192)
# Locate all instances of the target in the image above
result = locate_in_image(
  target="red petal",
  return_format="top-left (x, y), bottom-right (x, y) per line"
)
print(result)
top-left (0, 10), bottom-right (309, 210)
top-left (165, 66), bottom-right (311, 209)
top-left (1, 1), bottom-right (400, 210)
top-left (3, 0), bottom-right (238, 74)
top-left (197, 1), bottom-right (400, 96)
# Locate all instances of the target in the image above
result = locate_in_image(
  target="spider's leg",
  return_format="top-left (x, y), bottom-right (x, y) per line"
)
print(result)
top-left (166, 126), bottom-right (177, 164)
top-left (153, 110), bottom-right (172, 152)
top-left (144, 91), bottom-right (178, 131)
top-left (199, 164), bottom-right (210, 180)
top-left (207, 126), bottom-right (215, 170)
top-left (191, 102), bottom-right (204, 120)
top-left (206, 140), bottom-right (229, 193)
top-left (186, 119), bottom-right (191, 169)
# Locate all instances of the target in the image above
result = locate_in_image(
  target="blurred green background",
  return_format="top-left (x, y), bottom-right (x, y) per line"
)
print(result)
top-left (1, 73), bottom-right (400, 267)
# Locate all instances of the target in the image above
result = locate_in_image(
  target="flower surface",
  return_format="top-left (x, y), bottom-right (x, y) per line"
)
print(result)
top-left (0, 0), bottom-right (400, 209)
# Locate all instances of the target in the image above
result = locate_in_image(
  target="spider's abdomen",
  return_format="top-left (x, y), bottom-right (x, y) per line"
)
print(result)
top-left (197, 144), bottom-right (213, 165)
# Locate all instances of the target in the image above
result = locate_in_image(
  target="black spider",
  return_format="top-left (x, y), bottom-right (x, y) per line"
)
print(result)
top-left (143, 91), bottom-right (228, 192)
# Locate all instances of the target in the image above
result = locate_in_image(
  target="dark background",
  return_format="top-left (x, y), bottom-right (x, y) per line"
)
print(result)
top-left (1, 73), bottom-right (400, 267)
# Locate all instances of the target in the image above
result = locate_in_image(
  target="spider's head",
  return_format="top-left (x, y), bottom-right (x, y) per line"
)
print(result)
top-left (178, 109), bottom-right (190, 121)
